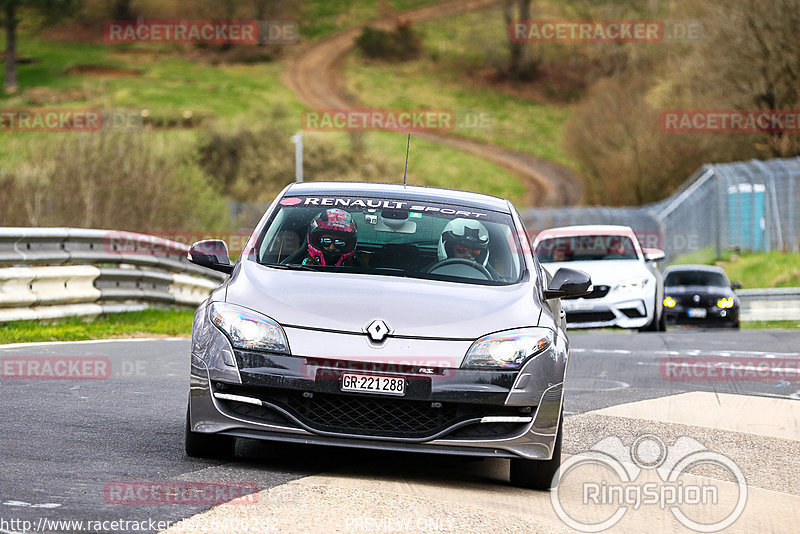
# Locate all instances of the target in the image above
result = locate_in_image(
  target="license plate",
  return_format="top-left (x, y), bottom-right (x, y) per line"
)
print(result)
top-left (341, 374), bottom-right (406, 396)
top-left (687, 308), bottom-right (707, 318)
top-left (563, 300), bottom-right (594, 312)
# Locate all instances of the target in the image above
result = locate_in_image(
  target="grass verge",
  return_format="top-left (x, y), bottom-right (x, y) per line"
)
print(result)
top-left (0, 309), bottom-right (194, 344)
top-left (670, 249), bottom-right (800, 289)
top-left (301, 0), bottom-right (439, 39)
top-left (1, 34), bottom-right (522, 202)
top-left (345, 7), bottom-right (573, 166)
top-left (741, 320), bottom-right (800, 330)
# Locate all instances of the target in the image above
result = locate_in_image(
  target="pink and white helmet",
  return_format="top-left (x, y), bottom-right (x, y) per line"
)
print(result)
top-left (306, 209), bottom-right (358, 266)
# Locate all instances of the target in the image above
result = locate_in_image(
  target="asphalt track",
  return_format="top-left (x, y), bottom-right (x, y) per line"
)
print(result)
top-left (1, 330), bottom-right (798, 533)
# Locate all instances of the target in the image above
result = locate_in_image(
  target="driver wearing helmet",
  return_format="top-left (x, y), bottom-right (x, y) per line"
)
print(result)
top-left (301, 208), bottom-right (359, 266)
top-left (435, 218), bottom-right (501, 279)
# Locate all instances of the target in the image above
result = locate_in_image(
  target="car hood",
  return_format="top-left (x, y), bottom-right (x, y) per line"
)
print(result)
top-left (224, 261), bottom-right (540, 339)
top-left (541, 260), bottom-right (650, 285)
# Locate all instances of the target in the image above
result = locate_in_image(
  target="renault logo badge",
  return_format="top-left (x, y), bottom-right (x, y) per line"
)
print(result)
top-left (365, 320), bottom-right (391, 342)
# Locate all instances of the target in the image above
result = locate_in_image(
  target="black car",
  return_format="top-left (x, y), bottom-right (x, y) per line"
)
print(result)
top-left (663, 265), bottom-right (741, 328)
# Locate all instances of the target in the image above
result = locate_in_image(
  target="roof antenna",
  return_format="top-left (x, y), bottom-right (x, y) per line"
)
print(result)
top-left (403, 133), bottom-right (411, 186)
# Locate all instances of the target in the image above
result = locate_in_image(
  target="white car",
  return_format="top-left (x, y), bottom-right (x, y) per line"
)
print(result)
top-left (533, 225), bottom-right (666, 331)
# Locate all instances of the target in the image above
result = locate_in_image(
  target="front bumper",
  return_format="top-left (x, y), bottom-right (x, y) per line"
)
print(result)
top-left (562, 294), bottom-right (652, 329)
top-left (189, 300), bottom-right (567, 461)
top-left (665, 305), bottom-right (739, 327)
top-left (189, 351), bottom-right (565, 461)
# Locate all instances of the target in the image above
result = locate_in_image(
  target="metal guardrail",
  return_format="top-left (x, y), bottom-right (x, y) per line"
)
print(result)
top-left (0, 228), bottom-right (227, 323)
top-left (1, 228), bottom-right (796, 323)
top-left (737, 288), bottom-right (800, 322)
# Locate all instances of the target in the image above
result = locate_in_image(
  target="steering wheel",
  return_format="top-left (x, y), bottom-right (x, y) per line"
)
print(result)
top-left (424, 258), bottom-right (493, 280)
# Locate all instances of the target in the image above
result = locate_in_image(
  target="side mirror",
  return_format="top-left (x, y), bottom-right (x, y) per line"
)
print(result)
top-left (731, 281), bottom-right (743, 290)
top-left (644, 248), bottom-right (666, 262)
top-left (544, 267), bottom-right (592, 299)
top-left (188, 239), bottom-right (234, 274)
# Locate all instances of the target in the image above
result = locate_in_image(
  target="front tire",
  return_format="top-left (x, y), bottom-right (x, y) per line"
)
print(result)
top-left (185, 405), bottom-right (235, 459)
top-left (657, 307), bottom-right (667, 331)
top-left (510, 415), bottom-right (563, 490)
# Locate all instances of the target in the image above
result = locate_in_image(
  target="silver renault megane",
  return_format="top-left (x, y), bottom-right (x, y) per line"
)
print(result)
top-left (185, 182), bottom-right (590, 490)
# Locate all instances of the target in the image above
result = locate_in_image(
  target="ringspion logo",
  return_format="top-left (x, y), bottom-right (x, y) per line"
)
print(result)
top-left (552, 434), bottom-right (747, 532)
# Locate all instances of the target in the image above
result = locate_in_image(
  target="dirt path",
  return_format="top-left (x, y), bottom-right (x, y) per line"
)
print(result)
top-left (283, 0), bottom-right (582, 207)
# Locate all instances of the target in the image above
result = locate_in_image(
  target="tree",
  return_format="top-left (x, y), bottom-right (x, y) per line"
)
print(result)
top-left (564, 75), bottom-right (708, 205)
top-left (503, 0), bottom-right (539, 81)
top-left (1, 0), bottom-right (19, 93)
top-left (111, 0), bottom-right (135, 20)
top-left (1, 0), bottom-right (76, 94)
top-left (678, 0), bottom-right (800, 157)
top-left (252, 0), bottom-right (281, 20)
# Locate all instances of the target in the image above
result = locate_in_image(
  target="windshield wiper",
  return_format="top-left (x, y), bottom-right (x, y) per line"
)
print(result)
top-left (263, 263), bottom-right (317, 271)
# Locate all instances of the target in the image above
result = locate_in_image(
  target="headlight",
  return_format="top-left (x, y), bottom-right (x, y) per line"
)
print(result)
top-left (463, 328), bottom-right (554, 369)
top-left (209, 302), bottom-right (290, 353)
top-left (614, 278), bottom-right (650, 293)
top-left (663, 296), bottom-right (676, 308)
top-left (717, 297), bottom-right (734, 309)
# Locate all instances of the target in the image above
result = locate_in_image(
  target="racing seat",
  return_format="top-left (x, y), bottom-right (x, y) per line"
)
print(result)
top-left (374, 244), bottom-right (420, 273)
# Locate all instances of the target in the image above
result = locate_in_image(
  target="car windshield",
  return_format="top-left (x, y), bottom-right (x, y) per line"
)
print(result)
top-left (665, 271), bottom-right (728, 288)
top-left (535, 234), bottom-right (638, 262)
top-left (253, 195), bottom-right (525, 285)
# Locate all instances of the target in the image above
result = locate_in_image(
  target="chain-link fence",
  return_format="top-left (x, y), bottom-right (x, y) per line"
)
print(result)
top-left (522, 157), bottom-right (800, 263)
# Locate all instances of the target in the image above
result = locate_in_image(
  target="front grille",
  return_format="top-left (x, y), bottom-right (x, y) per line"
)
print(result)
top-left (221, 384), bottom-right (528, 439)
top-left (286, 392), bottom-right (458, 439)
top-left (567, 311), bottom-right (616, 323)
top-left (674, 294), bottom-right (717, 307)
top-left (445, 421), bottom-right (527, 439)
top-left (564, 285), bottom-right (610, 300)
top-left (222, 400), bottom-right (295, 427)
top-left (620, 307), bottom-right (646, 318)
